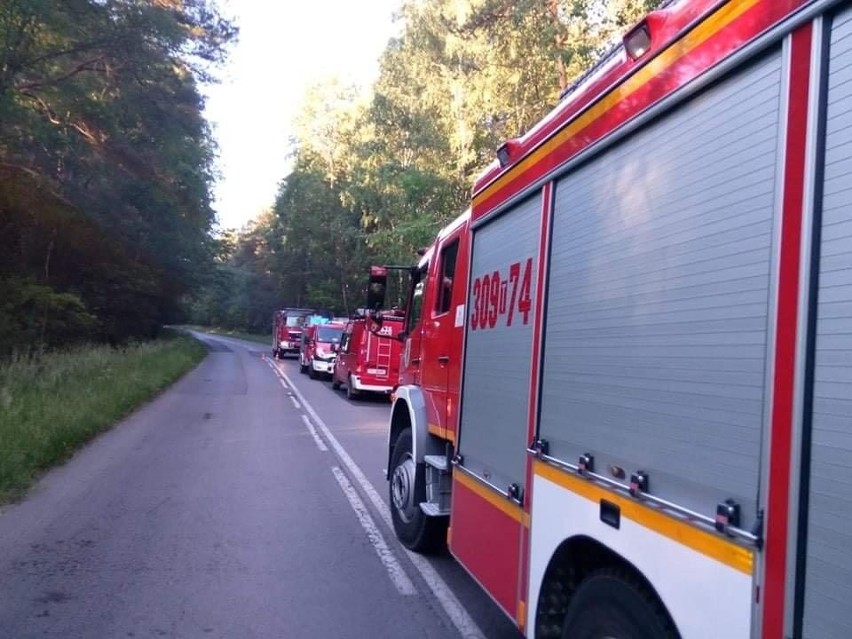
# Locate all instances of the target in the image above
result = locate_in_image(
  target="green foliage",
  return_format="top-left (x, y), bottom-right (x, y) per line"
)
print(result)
top-left (0, 277), bottom-right (96, 356)
top-left (0, 1), bottom-right (236, 356)
top-left (187, 0), bottom-right (661, 332)
top-left (0, 333), bottom-right (206, 502)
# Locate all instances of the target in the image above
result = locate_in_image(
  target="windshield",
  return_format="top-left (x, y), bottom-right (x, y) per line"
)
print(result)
top-left (316, 327), bottom-right (343, 343)
top-left (285, 316), bottom-right (304, 327)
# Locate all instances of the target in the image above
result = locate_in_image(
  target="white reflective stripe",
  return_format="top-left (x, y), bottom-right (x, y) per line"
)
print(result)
top-left (300, 414), bottom-right (328, 452)
top-left (280, 370), bottom-right (486, 639)
top-left (331, 466), bottom-right (416, 596)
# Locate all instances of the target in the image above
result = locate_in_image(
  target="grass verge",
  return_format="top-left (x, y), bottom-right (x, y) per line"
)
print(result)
top-left (0, 333), bottom-right (206, 504)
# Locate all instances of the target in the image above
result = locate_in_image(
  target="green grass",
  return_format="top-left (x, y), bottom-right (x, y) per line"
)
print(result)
top-left (0, 334), bottom-right (206, 504)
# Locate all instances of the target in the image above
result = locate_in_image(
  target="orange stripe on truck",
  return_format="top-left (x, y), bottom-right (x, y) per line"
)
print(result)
top-left (534, 461), bottom-right (754, 575)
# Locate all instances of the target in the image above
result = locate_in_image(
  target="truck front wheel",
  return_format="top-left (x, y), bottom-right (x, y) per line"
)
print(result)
top-left (389, 428), bottom-right (446, 553)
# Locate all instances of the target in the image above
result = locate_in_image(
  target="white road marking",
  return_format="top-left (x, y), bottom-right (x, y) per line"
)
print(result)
top-left (300, 414), bottom-right (328, 452)
top-left (288, 394), bottom-right (301, 410)
top-left (331, 466), bottom-right (416, 596)
top-left (278, 366), bottom-right (487, 639)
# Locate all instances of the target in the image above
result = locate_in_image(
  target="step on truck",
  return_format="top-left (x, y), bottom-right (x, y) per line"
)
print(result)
top-left (373, 1), bottom-right (852, 637)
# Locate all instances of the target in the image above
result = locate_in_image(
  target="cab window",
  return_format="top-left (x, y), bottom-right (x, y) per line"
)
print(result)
top-left (340, 331), bottom-right (352, 353)
top-left (406, 264), bottom-right (428, 334)
top-left (435, 239), bottom-right (458, 315)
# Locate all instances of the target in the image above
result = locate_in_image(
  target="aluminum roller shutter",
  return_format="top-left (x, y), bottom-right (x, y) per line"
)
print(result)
top-left (538, 51), bottom-right (783, 530)
top-left (459, 194), bottom-right (541, 493)
top-left (802, 7), bottom-right (852, 637)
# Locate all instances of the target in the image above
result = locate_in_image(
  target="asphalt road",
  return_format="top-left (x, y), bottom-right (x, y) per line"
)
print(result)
top-left (0, 332), bottom-right (522, 639)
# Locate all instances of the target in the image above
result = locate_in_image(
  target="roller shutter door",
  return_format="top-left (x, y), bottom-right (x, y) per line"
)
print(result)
top-left (802, 8), bottom-right (852, 637)
top-left (459, 194), bottom-right (540, 493)
top-left (538, 52), bottom-right (783, 529)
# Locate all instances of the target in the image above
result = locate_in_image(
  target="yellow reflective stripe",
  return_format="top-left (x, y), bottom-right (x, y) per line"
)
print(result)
top-left (428, 422), bottom-right (457, 443)
top-left (454, 469), bottom-right (530, 527)
top-left (534, 461), bottom-right (754, 575)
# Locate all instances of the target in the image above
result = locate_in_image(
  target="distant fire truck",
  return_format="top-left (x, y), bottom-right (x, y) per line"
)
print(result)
top-left (372, 1), bottom-right (852, 637)
top-left (332, 310), bottom-right (405, 400)
top-left (271, 308), bottom-right (330, 358)
top-left (299, 321), bottom-right (345, 379)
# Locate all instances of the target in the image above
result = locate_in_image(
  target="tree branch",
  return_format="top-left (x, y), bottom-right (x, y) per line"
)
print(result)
top-left (16, 56), bottom-right (107, 92)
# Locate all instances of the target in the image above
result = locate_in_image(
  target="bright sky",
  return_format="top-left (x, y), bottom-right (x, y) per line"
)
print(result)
top-left (203, 0), bottom-right (402, 231)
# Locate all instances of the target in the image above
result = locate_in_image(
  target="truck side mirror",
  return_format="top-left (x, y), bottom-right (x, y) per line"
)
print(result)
top-left (367, 266), bottom-right (388, 310)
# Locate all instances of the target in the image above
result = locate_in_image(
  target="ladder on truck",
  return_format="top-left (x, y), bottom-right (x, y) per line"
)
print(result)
top-left (374, 334), bottom-right (392, 379)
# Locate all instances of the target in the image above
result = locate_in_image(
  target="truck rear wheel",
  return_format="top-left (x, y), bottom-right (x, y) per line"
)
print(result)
top-left (346, 376), bottom-right (360, 400)
top-left (389, 428), bottom-right (446, 553)
top-left (561, 568), bottom-right (678, 639)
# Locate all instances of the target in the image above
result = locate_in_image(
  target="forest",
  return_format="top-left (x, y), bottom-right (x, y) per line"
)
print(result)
top-left (1, 0), bottom-right (659, 352)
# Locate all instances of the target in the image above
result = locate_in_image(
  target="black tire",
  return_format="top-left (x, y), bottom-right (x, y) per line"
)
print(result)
top-left (388, 428), bottom-right (447, 553)
top-left (561, 568), bottom-right (678, 639)
top-left (331, 376), bottom-right (341, 390)
top-left (346, 376), bottom-right (360, 400)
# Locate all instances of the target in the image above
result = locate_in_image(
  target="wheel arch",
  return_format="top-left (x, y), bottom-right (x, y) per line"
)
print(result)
top-left (386, 385), bottom-right (443, 480)
top-left (534, 535), bottom-right (680, 639)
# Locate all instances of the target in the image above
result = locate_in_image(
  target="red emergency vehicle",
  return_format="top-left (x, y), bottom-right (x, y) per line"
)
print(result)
top-left (376, 1), bottom-right (852, 637)
top-left (299, 322), bottom-right (345, 379)
top-left (272, 308), bottom-right (329, 358)
top-left (331, 311), bottom-right (405, 400)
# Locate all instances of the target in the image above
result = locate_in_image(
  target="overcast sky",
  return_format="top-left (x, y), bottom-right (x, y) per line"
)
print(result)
top-left (203, 0), bottom-right (402, 231)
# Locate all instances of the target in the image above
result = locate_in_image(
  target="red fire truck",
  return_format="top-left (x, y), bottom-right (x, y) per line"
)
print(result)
top-left (374, 1), bottom-right (852, 637)
top-left (299, 321), bottom-right (345, 379)
top-left (331, 311), bottom-right (405, 400)
top-left (271, 308), bottom-right (329, 358)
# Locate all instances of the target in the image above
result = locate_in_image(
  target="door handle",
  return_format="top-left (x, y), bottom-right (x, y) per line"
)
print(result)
top-left (437, 355), bottom-right (450, 365)
top-left (410, 357), bottom-right (421, 365)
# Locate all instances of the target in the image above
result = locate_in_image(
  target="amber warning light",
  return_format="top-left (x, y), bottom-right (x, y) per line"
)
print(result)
top-left (624, 22), bottom-right (652, 60)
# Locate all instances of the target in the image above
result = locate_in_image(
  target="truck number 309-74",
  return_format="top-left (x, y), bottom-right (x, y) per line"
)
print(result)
top-left (470, 258), bottom-right (533, 331)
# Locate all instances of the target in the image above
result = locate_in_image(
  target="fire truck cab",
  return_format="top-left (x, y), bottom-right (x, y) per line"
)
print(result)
top-left (299, 322), bottom-right (345, 379)
top-left (272, 308), bottom-right (313, 358)
top-left (379, 1), bottom-right (852, 638)
top-left (331, 312), bottom-right (405, 400)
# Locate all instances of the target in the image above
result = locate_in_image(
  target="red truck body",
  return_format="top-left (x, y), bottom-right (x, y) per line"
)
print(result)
top-left (271, 308), bottom-right (330, 358)
top-left (332, 312), bottom-right (405, 400)
top-left (381, 1), bottom-right (852, 638)
top-left (299, 322), bottom-right (345, 379)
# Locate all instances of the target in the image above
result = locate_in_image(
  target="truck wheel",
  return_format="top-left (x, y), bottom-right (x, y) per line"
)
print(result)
top-left (389, 428), bottom-right (446, 553)
top-left (346, 376), bottom-right (360, 400)
top-left (561, 568), bottom-right (678, 639)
